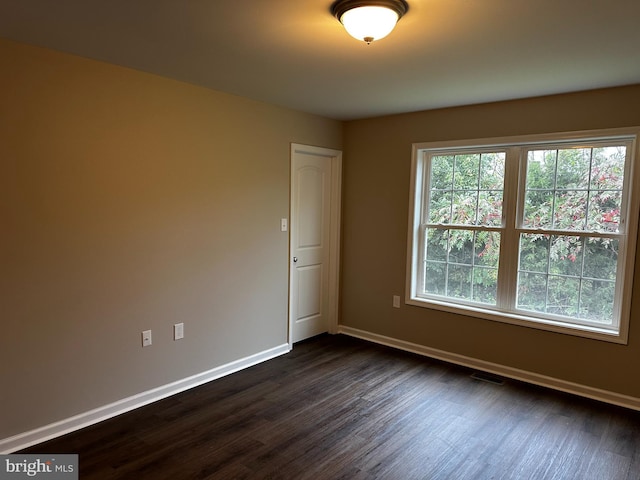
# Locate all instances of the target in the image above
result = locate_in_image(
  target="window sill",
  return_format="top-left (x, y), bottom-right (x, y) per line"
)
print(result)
top-left (405, 296), bottom-right (628, 344)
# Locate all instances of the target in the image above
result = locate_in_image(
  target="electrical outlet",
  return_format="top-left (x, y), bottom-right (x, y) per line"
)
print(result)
top-left (174, 323), bottom-right (184, 340)
top-left (142, 330), bottom-right (152, 347)
top-left (393, 295), bottom-right (401, 308)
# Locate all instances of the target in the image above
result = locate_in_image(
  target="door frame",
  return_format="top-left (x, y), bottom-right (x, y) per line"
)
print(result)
top-left (288, 143), bottom-right (342, 346)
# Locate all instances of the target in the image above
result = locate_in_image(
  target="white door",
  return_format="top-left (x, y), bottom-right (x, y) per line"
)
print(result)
top-left (289, 144), bottom-right (342, 344)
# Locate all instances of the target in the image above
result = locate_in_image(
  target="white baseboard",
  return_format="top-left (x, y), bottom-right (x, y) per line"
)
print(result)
top-left (338, 325), bottom-right (640, 411)
top-left (1, 343), bottom-right (291, 454)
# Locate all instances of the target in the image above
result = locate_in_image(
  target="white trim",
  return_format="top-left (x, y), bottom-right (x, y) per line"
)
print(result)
top-left (403, 297), bottom-right (627, 343)
top-left (328, 153), bottom-right (343, 334)
top-left (338, 325), bottom-right (640, 411)
top-left (410, 126), bottom-right (640, 152)
top-left (0, 343), bottom-right (291, 454)
top-left (406, 127), bottom-right (640, 344)
top-left (289, 143), bottom-right (343, 342)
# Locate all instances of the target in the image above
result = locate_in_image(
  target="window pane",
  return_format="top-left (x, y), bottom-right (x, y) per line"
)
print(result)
top-left (474, 231), bottom-right (500, 268)
top-left (430, 155), bottom-right (454, 189)
top-left (519, 234), bottom-right (550, 273)
top-left (556, 148), bottom-right (590, 190)
top-left (583, 238), bottom-right (618, 280)
top-left (425, 228), bottom-right (448, 262)
top-left (547, 276), bottom-right (580, 316)
top-left (586, 190), bottom-right (622, 233)
top-left (473, 230), bottom-right (500, 303)
top-left (517, 272), bottom-right (547, 313)
top-left (526, 150), bottom-right (556, 189)
top-left (428, 190), bottom-right (452, 224)
top-left (447, 264), bottom-right (472, 300)
top-left (451, 191), bottom-right (478, 225)
top-left (453, 154), bottom-right (480, 189)
top-left (472, 267), bottom-right (497, 304)
top-left (478, 190), bottom-right (503, 226)
top-left (548, 235), bottom-right (582, 277)
top-left (479, 152), bottom-right (505, 190)
top-left (448, 230), bottom-right (474, 265)
top-left (552, 191), bottom-right (587, 230)
top-left (579, 280), bottom-right (615, 323)
top-left (523, 190), bottom-right (553, 228)
top-left (523, 149), bottom-right (562, 229)
top-left (590, 147), bottom-right (625, 190)
top-left (424, 261), bottom-right (446, 296)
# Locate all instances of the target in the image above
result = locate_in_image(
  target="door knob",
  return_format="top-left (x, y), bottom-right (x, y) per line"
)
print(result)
top-left (293, 257), bottom-right (298, 263)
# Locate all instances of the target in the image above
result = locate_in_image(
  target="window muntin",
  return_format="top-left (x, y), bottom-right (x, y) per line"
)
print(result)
top-left (426, 152), bottom-right (505, 227)
top-left (408, 130), bottom-right (639, 343)
top-left (422, 151), bottom-right (505, 306)
top-left (522, 146), bottom-right (625, 232)
top-left (516, 234), bottom-right (618, 323)
top-left (516, 145), bottom-right (627, 326)
top-left (423, 228), bottom-right (501, 304)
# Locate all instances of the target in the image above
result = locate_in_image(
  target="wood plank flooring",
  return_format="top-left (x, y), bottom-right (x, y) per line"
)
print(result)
top-left (21, 334), bottom-right (640, 479)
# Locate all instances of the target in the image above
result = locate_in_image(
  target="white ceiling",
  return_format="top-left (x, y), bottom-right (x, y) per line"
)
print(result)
top-left (1, 0), bottom-right (639, 120)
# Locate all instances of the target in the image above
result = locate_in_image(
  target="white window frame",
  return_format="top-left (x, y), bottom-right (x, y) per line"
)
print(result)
top-left (406, 127), bottom-right (640, 344)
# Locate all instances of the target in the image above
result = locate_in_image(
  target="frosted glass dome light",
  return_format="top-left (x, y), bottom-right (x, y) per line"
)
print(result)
top-left (331, 0), bottom-right (409, 44)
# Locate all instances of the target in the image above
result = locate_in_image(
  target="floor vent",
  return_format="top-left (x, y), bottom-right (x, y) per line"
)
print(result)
top-left (471, 371), bottom-right (505, 385)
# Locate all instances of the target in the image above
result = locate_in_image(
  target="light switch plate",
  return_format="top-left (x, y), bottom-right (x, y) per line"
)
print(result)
top-left (174, 323), bottom-right (184, 340)
top-left (393, 295), bottom-right (401, 308)
top-left (142, 330), bottom-right (152, 347)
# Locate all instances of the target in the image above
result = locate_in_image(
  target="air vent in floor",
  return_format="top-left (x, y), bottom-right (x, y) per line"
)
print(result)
top-left (470, 371), bottom-right (505, 385)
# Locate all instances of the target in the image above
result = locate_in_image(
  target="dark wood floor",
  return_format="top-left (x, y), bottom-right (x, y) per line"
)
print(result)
top-left (22, 334), bottom-right (640, 479)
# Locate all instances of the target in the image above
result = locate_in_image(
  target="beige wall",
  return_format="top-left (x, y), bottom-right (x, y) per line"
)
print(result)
top-left (0, 38), bottom-right (342, 440)
top-left (341, 85), bottom-right (640, 399)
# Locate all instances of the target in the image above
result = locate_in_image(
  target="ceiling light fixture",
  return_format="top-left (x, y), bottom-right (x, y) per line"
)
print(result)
top-left (331, 0), bottom-right (409, 44)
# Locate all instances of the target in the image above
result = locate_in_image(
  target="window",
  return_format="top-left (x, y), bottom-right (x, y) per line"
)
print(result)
top-left (406, 129), bottom-right (640, 343)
